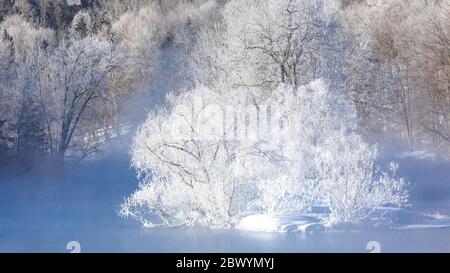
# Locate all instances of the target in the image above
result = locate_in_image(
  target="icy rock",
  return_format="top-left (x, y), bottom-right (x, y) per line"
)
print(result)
top-left (237, 215), bottom-right (325, 233)
top-left (299, 223), bottom-right (326, 233)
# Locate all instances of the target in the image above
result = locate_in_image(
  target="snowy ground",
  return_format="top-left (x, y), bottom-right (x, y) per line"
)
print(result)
top-left (1, 154), bottom-right (450, 252)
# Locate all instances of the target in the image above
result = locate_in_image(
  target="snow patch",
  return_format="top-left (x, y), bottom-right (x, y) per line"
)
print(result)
top-left (237, 215), bottom-right (281, 233)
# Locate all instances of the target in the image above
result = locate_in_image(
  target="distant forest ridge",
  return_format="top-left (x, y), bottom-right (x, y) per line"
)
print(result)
top-left (0, 1), bottom-right (210, 31)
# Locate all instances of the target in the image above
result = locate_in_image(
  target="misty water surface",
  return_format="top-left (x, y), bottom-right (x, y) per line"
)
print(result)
top-left (1, 156), bottom-right (450, 253)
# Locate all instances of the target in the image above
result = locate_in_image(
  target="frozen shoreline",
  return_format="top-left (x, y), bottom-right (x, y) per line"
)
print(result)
top-left (236, 208), bottom-right (450, 234)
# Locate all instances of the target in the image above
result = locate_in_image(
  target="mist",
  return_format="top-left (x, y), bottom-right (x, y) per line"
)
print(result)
top-left (1, 0), bottom-right (450, 253)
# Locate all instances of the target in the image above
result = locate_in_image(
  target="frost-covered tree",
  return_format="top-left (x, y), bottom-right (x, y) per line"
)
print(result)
top-left (121, 84), bottom-right (266, 228)
top-left (98, 0), bottom-right (202, 19)
top-left (251, 80), bottom-right (408, 224)
top-left (0, 12), bottom-right (138, 165)
top-left (0, 30), bottom-right (18, 155)
top-left (111, 1), bottom-right (216, 114)
top-left (190, 0), bottom-right (347, 104)
top-left (121, 80), bottom-right (408, 228)
top-left (0, 15), bottom-right (55, 63)
top-left (42, 36), bottom-right (123, 162)
top-left (0, 15), bottom-right (54, 161)
top-left (221, 0), bottom-right (339, 93)
top-left (111, 6), bottom-right (165, 87)
top-left (341, 0), bottom-right (450, 149)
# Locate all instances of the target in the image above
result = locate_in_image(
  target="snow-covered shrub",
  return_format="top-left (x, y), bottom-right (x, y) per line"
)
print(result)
top-left (122, 80), bottom-right (409, 228)
top-left (315, 133), bottom-right (408, 224)
top-left (121, 86), bottom-right (265, 228)
top-left (263, 81), bottom-right (409, 225)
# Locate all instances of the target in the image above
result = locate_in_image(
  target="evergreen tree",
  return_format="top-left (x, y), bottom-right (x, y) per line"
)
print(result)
top-left (74, 15), bottom-right (88, 38)
top-left (16, 78), bottom-right (47, 163)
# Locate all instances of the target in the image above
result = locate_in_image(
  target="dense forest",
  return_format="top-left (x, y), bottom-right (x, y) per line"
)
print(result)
top-left (1, 0), bottom-right (449, 172)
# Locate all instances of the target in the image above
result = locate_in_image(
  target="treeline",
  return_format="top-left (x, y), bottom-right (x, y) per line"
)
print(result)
top-left (0, 0), bottom-right (449, 171)
top-left (341, 0), bottom-right (450, 152)
top-left (0, 0), bottom-right (214, 169)
top-left (0, 0), bottom-right (99, 31)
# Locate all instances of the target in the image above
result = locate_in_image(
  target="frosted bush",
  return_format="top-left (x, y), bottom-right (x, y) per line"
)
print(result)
top-left (121, 80), bottom-right (409, 228)
top-left (121, 86), bottom-right (263, 228)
